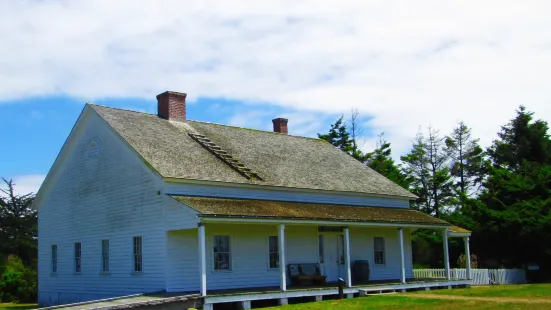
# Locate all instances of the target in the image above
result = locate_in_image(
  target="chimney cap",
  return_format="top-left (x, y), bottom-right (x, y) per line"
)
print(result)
top-left (156, 91), bottom-right (187, 100)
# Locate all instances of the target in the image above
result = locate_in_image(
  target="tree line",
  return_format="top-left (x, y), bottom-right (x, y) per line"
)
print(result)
top-left (0, 179), bottom-right (37, 302)
top-left (319, 106), bottom-right (551, 276)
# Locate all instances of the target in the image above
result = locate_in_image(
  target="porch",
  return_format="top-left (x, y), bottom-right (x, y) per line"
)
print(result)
top-left (166, 195), bottom-right (474, 307)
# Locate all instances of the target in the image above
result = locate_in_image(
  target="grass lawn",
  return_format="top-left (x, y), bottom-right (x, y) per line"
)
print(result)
top-left (265, 284), bottom-right (551, 309)
top-left (0, 304), bottom-right (38, 310)
top-left (263, 295), bottom-right (548, 310)
top-left (414, 284), bottom-right (551, 299)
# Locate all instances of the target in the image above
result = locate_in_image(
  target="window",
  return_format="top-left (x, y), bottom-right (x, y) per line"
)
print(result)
top-left (133, 236), bottom-right (143, 272)
top-left (374, 237), bottom-right (386, 265)
top-left (268, 236), bottom-right (279, 269)
top-left (74, 242), bottom-right (82, 273)
top-left (337, 235), bottom-right (345, 265)
top-left (51, 245), bottom-right (58, 273)
top-left (213, 236), bottom-right (231, 271)
top-left (318, 235), bottom-right (324, 263)
top-left (101, 239), bottom-right (110, 272)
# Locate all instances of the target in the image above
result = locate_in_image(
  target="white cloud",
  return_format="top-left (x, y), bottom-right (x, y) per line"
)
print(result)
top-left (1, 0), bottom-right (551, 155)
top-left (1, 175), bottom-right (45, 196)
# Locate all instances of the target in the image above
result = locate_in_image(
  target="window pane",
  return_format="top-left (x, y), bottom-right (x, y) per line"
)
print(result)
top-left (74, 242), bottom-right (82, 273)
top-left (213, 236), bottom-right (231, 270)
top-left (52, 245), bottom-right (57, 273)
top-left (102, 240), bottom-right (110, 272)
top-left (133, 236), bottom-right (142, 272)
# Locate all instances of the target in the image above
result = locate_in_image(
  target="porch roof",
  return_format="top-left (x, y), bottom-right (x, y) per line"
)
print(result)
top-left (171, 196), bottom-right (449, 226)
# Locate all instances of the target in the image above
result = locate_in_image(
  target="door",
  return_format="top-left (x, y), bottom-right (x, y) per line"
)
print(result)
top-left (319, 234), bottom-right (344, 282)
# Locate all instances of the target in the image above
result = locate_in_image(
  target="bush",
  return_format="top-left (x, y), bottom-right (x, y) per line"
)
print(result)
top-left (457, 253), bottom-right (479, 268)
top-left (0, 255), bottom-right (37, 303)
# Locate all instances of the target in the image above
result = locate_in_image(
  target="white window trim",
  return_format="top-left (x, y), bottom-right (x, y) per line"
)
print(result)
top-left (267, 236), bottom-right (279, 270)
top-left (132, 236), bottom-right (143, 273)
top-left (74, 242), bottom-right (82, 274)
top-left (101, 239), bottom-right (110, 274)
top-left (374, 237), bottom-right (386, 266)
top-left (212, 235), bottom-right (232, 272)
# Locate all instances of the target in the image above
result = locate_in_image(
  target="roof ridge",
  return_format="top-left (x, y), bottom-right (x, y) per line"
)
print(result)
top-left (87, 103), bottom-right (157, 117)
top-left (187, 119), bottom-right (328, 142)
top-left (89, 103), bottom-right (329, 143)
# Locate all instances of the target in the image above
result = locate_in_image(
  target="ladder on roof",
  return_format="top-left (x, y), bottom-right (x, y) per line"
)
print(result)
top-left (188, 132), bottom-right (264, 181)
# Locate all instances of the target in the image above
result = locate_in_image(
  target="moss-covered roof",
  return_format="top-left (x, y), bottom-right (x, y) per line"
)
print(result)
top-left (90, 104), bottom-right (417, 199)
top-left (172, 196), bottom-right (449, 226)
top-left (448, 225), bottom-right (471, 233)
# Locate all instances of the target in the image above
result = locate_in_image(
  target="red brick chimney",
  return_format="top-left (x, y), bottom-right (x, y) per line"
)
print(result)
top-left (157, 91), bottom-right (187, 121)
top-left (272, 118), bottom-right (288, 134)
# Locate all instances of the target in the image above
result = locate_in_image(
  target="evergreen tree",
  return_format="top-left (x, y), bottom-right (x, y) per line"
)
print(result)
top-left (0, 178), bottom-right (37, 265)
top-left (470, 106), bottom-right (551, 269)
top-left (445, 122), bottom-right (485, 208)
top-left (365, 133), bottom-right (410, 189)
top-left (318, 116), bottom-right (363, 161)
top-left (401, 128), bottom-right (453, 217)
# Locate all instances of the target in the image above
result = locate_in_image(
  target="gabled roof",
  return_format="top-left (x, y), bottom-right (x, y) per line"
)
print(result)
top-left (90, 104), bottom-right (417, 199)
top-left (172, 196), bottom-right (448, 226)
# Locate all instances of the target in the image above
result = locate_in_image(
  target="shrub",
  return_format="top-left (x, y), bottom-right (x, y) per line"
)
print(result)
top-left (0, 255), bottom-right (37, 303)
top-left (457, 253), bottom-right (479, 268)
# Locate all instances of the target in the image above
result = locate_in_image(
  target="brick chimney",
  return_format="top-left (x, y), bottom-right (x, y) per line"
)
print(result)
top-left (272, 118), bottom-right (288, 134)
top-left (157, 91), bottom-right (187, 121)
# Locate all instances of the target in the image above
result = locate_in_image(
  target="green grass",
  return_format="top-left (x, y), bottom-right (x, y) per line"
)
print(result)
top-left (417, 284), bottom-right (551, 299)
top-left (263, 295), bottom-right (547, 310)
top-left (0, 303), bottom-right (38, 310)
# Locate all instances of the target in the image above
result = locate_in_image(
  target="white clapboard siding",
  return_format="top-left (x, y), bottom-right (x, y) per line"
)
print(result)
top-left (413, 269), bottom-right (526, 286)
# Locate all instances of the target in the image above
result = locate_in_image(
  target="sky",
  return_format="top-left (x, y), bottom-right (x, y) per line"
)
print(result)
top-left (1, 0), bottom-right (551, 195)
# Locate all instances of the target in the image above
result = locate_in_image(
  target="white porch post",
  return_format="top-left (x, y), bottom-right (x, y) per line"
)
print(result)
top-left (198, 223), bottom-right (207, 296)
top-left (278, 224), bottom-right (287, 291)
top-left (443, 229), bottom-right (451, 280)
top-left (464, 236), bottom-right (472, 280)
top-left (344, 227), bottom-right (352, 287)
top-left (398, 228), bottom-right (406, 284)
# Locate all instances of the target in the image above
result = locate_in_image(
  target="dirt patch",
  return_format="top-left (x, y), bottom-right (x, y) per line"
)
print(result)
top-left (407, 293), bottom-right (551, 304)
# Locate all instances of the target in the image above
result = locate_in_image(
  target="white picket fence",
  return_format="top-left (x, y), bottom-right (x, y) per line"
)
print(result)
top-left (413, 269), bottom-right (526, 286)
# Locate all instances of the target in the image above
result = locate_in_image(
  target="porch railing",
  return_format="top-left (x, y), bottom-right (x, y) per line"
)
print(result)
top-left (413, 268), bottom-right (526, 286)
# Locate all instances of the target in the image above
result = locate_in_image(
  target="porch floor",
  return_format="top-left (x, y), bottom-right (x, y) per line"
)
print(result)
top-left (206, 278), bottom-right (455, 296)
top-left (200, 278), bottom-right (472, 308)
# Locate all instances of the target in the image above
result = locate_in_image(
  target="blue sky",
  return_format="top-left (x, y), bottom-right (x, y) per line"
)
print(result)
top-left (0, 95), bottom-right (347, 194)
top-left (1, 1), bottom-right (551, 194)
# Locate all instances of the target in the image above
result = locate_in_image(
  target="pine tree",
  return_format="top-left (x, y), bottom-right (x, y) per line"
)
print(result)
top-left (0, 178), bottom-right (37, 265)
top-left (318, 116), bottom-right (363, 161)
top-left (365, 133), bottom-right (410, 189)
top-left (471, 106), bottom-right (551, 268)
top-left (401, 128), bottom-right (453, 217)
top-left (445, 122), bottom-right (485, 209)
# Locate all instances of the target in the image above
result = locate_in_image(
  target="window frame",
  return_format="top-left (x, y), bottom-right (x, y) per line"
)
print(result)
top-left (337, 234), bottom-right (345, 265)
top-left (74, 242), bottom-right (82, 273)
top-left (101, 239), bottom-right (110, 273)
top-left (373, 237), bottom-right (386, 265)
top-left (268, 236), bottom-right (279, 269)
top-left (51, 244), bottom-right (58, 274)
top-left (213, 235), bottom-right (232, 272)
top-left (133, 236), bottom-right (143, 273)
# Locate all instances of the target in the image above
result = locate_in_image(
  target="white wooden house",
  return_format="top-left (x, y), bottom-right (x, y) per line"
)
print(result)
top-left (34, 91), bottom-right (472, 307)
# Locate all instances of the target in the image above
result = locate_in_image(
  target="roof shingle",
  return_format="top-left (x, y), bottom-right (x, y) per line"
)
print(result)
top-left (172, 196), bottom-right (448, 226)
top-left (90, 104), bottom-right (417, 199)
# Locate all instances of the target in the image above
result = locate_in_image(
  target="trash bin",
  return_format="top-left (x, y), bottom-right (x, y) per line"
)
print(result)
top-left (352, 260), bottom-right (370, 284)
